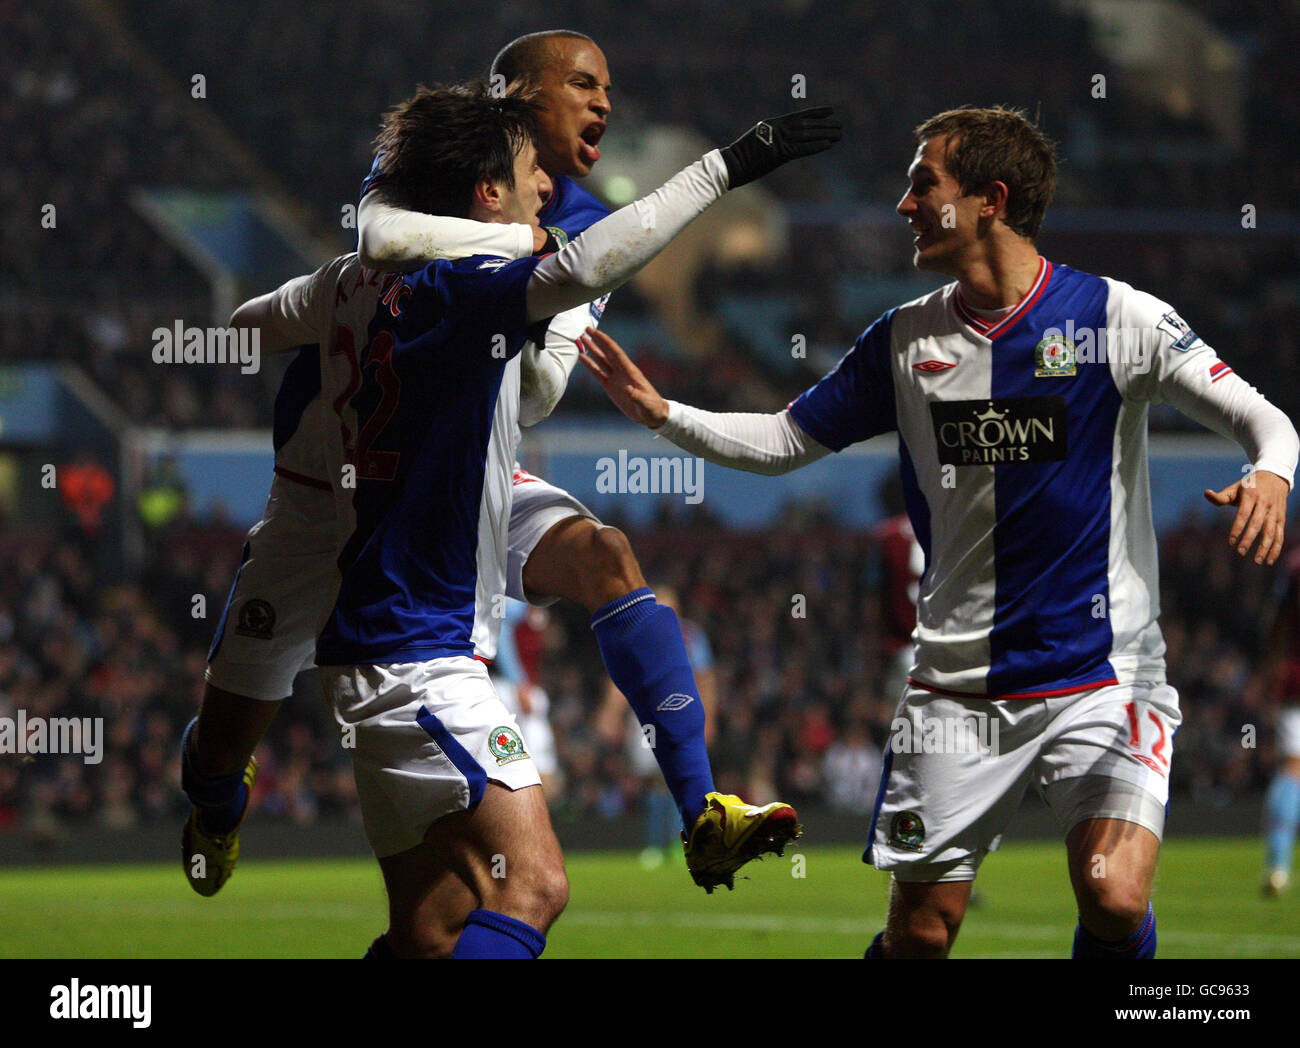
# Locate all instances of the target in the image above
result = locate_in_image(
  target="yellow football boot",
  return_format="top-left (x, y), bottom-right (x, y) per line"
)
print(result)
top-left (683, 792), bottom-right (802, 893)
top-left (182, 756), bottom-right (257, 897)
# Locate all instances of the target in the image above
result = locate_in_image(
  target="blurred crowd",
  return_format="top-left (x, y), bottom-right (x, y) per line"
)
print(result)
top-left (2, 0), bottom-right (1296, 838)
top-left (2, 0), bottom-right (1297, 427)
top-left (0, 496), bottom-right (1288, 840)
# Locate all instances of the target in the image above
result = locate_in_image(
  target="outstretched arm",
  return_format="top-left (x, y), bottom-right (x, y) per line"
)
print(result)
top-left (579, 328), bottom-right (830, 475)
top-left (525, 107), bottom-right (841, 323)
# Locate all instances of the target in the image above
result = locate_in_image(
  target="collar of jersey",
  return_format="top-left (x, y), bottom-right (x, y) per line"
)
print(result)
top-left (953, 256), bottom-right (1051, 341)
top-left (538, 175), bottom-right (565, 223)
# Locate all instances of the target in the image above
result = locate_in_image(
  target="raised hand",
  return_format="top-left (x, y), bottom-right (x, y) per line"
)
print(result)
top-left (720, 106), bottom-right (843, 189)
top-left (578, 327), bottom-right (669, 429)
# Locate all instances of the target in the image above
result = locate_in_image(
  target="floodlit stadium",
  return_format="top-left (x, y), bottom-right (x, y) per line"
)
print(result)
top-left (3, 0), bottom-right (1299, 982)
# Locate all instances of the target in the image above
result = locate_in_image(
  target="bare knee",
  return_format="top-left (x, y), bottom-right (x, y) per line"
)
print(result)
top-left (886, 909), bottom-right (962, 958)
top-left (527, 520), bottom-right (645, 611)
top-left (481, 858), bottom-right (569, 933)
top-left (1075, 874), bottom-right (1150, 938)
top-left (885, 881), bottom-right (969, 958)
top-left (581, 526), bottom-right (644, 608)
top-left (385, 920), bottom-right (461, 959)
top-left (1068, 820), bottom-right (1159, 940)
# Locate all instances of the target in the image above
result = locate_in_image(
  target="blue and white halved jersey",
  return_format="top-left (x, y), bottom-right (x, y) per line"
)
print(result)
top-left (790, 258), bottom-right (1297, 699)
top-left (311, 253), bottom-right (547, 667)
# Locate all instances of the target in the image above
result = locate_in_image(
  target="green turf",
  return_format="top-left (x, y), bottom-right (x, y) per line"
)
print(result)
top-left (0, 838), bottom-right (1295, 957)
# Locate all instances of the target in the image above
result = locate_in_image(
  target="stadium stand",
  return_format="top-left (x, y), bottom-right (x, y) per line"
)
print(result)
top-left (3, 0), bottom-right (1297, 837)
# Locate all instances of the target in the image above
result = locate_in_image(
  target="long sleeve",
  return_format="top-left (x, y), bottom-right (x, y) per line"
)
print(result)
top-left (357, 191), bottom-right (534, 271)
top-left (525, 151), bottom-right (729, 322)
top-left (657, 402), bottom-right (831, 475)
top-left (1108, 280), bottom-right (1299, 488)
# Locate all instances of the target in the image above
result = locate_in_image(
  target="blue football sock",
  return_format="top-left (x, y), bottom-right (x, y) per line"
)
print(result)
top-left (180, 717), bottom-right (250, 835)
top-left (1072, 904), bottom-right (1156, 958)
top-left (863, 931), bottom-right (886, 959)
top-left (591, 588), bottom-right (715, 831)
top-left (363, 934), bottom-right (395, 960)
top-left (1264, 772), bottom-right (1300, 872)
top-left (451, 909), bottom-right (546, 959)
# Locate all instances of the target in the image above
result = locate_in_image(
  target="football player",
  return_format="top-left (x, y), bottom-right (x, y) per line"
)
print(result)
top-left (198, 82), bottom-right (840, 956)
top-left (182, 31), bottom-right (806, 903)
top-left (579, 104), bottom-right (1299, 958)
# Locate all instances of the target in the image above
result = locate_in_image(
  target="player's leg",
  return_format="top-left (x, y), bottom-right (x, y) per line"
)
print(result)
top-left (1040, 681), bottom-right (1178, 958)
top-left (511, 478), bottom-right (714, 829)
top-left (1065, 817), bottom-right (1160, 955)
top-left (509, 474), bottom-right (800, 890)
top-left (868, 879), bottom-right (972, 958)
top-left (373, 784), bottom-right (567, 959)
top-left (188, 684), bottom-right (281, 779)
top-left (180, 685), bottom-right (279, 890)
top-left (183, 477), bottom-right (340, 894)
top-left (372, 843), bottom-right (477, 958)
top-left (865, 689), bottom-right (1040, 958)
top-left (328, 657), bottom-right (566, 958)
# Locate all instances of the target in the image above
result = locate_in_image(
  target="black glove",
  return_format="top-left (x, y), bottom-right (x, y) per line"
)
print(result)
top-left (720, 106), bottom-right (842, 189)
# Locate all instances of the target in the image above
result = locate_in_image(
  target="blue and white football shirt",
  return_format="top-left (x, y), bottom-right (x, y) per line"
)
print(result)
top-left (313, 253), bottom-right (547, 666)
top-left (791, 258), bottom-right (1292, 698)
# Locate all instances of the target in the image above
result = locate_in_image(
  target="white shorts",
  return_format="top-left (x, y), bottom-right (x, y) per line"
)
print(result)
top-left (506, 466), bottom-right (599, 607)
top-left (1279, 706), bottom-right (1300, 759)
top-left (205, 474), bottom-right (340, 702)
top-left (321, 657), bottom-right (541, 858)
top-left (493, 678), bottom-right (558, 776)
top-left (867, 680), bottom-right (1180, 882)
top-left (206, 467), bottom-right (596, 700)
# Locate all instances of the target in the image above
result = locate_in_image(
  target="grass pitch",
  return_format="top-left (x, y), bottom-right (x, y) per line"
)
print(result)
top-left (0, 837), bottom-right (1295, 958)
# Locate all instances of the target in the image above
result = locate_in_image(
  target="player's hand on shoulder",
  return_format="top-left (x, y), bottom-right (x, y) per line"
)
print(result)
top-left (1204, 468), bottom-right (1289, 565)
top-left (578, 328), bottom-right (669, 429)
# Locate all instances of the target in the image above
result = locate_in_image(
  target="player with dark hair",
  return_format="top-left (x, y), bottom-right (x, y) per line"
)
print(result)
top-left (197, 75), bottom-right (841, 955)
top-left (358, 36), bottom-right (796, 894)
top-left (183, 31), bottom-right (813, 902)
top-left (580, 103), bottom-right (1298, 958)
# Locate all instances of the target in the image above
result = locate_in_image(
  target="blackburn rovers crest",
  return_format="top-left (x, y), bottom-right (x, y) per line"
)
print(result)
top-left (1034, 335), bottom-right (1077, 378)
top-left (889, 810), bottom-right (925, 852)
top-left (489, 725), bottom-right (528, 766)
top-left (235, 598), bottom-right (275, 640)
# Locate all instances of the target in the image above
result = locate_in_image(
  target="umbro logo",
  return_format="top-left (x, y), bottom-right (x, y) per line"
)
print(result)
top-left (656, 694), bottom-right (695, 712)
top-left (913, 359), bottom-right (956, 373)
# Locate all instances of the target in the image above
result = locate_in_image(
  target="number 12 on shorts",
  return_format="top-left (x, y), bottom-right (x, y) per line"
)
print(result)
top-left (1125, 702), bottom-right (1169, 777)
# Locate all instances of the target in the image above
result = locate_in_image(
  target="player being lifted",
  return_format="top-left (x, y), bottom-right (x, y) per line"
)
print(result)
top-left (181, 31), bottom-right (808, 900)
top-left (580, 105), bottom-right (1299, 958)
top-left (197, 82), bottom-right (840, 956)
